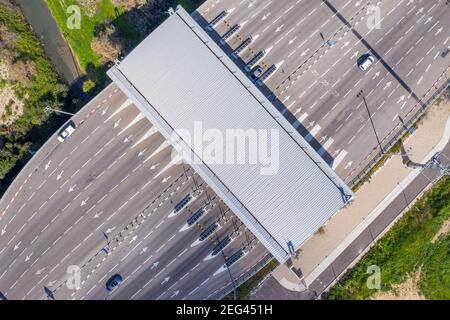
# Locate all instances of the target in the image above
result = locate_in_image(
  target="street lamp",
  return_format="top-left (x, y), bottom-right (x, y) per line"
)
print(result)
top-left (45, 106), bottom-right (75, 116)
top-left (357, 90), bottom-right (384, 154)
top-left (320, 32), bottom-right (334, 48)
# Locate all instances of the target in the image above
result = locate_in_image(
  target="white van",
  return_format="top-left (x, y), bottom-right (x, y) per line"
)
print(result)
top-left (359, 55), bottom-right (375, 71)
top-left (58, 123), bottom-right (76, 142)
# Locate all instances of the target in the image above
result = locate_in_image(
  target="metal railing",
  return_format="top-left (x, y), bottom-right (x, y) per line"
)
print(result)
top-left (348, 77), bottom-right (450, 189)
top-left (216, 254), bottom-right (274, 300)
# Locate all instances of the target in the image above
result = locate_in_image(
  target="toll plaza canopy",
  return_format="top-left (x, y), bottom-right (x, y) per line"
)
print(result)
top-left (108, 6), bottom-right (354, 263)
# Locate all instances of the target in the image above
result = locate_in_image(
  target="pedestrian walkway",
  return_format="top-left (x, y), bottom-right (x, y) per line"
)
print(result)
top-left (270, 100), bottom-right (450, 293)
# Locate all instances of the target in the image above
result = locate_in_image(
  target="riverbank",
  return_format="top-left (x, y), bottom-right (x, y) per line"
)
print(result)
top-left (0, 1), bottom-right (73, 195)
top-left (10, 0), bottom-right (82, 85)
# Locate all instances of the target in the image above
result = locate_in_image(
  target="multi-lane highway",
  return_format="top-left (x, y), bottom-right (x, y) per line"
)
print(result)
top-left (198, 0), bottom-right (450, 184)
top-left (0, 83), bottom-right (268, 300)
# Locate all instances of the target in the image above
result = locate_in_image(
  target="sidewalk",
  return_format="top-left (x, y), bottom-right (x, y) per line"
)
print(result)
top-left (271, 100), bottom-right (450, 292)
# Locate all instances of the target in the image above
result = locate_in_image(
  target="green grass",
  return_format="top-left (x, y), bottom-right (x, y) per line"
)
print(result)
top-left (45, 0), bottom-right (202, 76)
top-left (45, 0), bottom-right (138, 74)
top-left (327, 176), bottom-right (450, 300)
top-left (418, 234), bottom-right (450, 299)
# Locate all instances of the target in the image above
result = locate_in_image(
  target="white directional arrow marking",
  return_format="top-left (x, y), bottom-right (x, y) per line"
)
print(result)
top-left (262, 12), bottom-right (271, 21)
top-left (171, 290), bottom-right (180, 298)
top-left (140, 247), bottom-right (148, 254)
top-left (161, 176), bottom-right (171, 183)
top-left (80, 198), bottom-right (89, 206)
top-left (161, 277), bottom-right (170, 285)
top-left (151, 262), bottom-right (159, 269)
top-left (45, 161), bottom-right (51, 170)
top-left (36, 267), bottom-right (45, 275)
top-left (397, 95), bottom-right (405, 103)
top-left (13, 241), bottom-right (21, 251)
top-left (106, 227), bottom-right (116, 234)
top-left (25, 253), bottom-right (32, 262)
top-left (344, 161), bottom-right (353, 170)
top-left (150, 163), bottom-right (160, 170)
top-left (341, 41), bottom-right (350, 49)
top-left (68, 184), bottom-right (76, 193)
top-left (102, 106), bottom-right (109, 115)
top-left (47, 280), bottom-right (57, 287)
top-left (56, 171), bottom-right (63, 180)
top-left (372, 71), bottom-right (380, 80)
top-left (275, 24), bottom-right (284, 33)
top-left (1, 227), bottom-right (6, 236)
top-left (93, 211), bottom-right (103, 219)
top-left (130, 235), bottom-right (137, 244)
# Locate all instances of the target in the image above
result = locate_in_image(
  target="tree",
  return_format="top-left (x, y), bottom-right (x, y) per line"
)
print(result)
top-left (82, 79), bottom-right (96, 93)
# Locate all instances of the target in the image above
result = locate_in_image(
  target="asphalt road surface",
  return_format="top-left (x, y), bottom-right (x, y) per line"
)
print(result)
top-left (0, 84), bottom-right (268, 300)
top-left (198, 0), bottom-right (450, 184)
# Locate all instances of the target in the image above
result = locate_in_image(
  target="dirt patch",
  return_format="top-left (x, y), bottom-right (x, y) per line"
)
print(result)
top-left (78, 0), bottom-right (100, 17)
top-left (432, 219), bottom-right (450, 244)
top-left (372, 269), bottom-right (425, 300)
top-left (91, 23), bottom-right (124, 63)
top-left (0, 86), bottom-right (24, 125)
top-left (112, 0), bottom-right (147, 11)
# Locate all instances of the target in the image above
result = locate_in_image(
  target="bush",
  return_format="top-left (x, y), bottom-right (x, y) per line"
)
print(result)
top-left (82, 79), bottom-right (96, 93)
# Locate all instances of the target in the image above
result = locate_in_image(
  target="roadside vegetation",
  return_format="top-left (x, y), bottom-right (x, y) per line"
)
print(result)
top-left (0, 1), bottom-right (70, 195)
top-left (327, 176), bottom-right (450, 300)
top-left (224, 259), bottom-right (279, 300)
top-left (46, 0), bottom-right (204, 87)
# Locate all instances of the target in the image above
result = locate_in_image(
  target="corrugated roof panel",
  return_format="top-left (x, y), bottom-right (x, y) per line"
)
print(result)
top-left (107, 6), bottom-right (354, 262)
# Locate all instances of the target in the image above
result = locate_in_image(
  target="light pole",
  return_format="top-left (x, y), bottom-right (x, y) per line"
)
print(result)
top-left (320, 32), bottom-right (333, 48)
top-left (45, 106), bottom-right (75, 116)
top-left (357, 90), bottom-right (384, 154)
top-left (424, 153), bottom-right (450, 177)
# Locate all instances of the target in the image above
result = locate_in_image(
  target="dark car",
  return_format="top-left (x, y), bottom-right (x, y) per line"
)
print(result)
top-left (250, 66), bottom-right (264, 81)
top-left (106, 274), bottom-right (122, 292)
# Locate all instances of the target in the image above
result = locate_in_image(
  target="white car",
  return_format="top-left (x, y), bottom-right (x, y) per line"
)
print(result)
top-left (57, 124), bottom-right (76, 142)
top-left (359, 55), bottom-right (375, 71)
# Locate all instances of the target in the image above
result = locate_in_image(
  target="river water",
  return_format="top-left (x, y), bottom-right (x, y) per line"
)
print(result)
top-left (11, 0), bottom-right (82, 85)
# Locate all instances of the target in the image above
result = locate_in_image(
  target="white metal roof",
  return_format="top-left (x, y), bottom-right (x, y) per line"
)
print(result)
top-left (107, 6), bottom-right (354, 262)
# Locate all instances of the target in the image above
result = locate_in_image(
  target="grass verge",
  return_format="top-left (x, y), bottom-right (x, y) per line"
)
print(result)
top-left (327, 176), bottom-right (450, 299)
